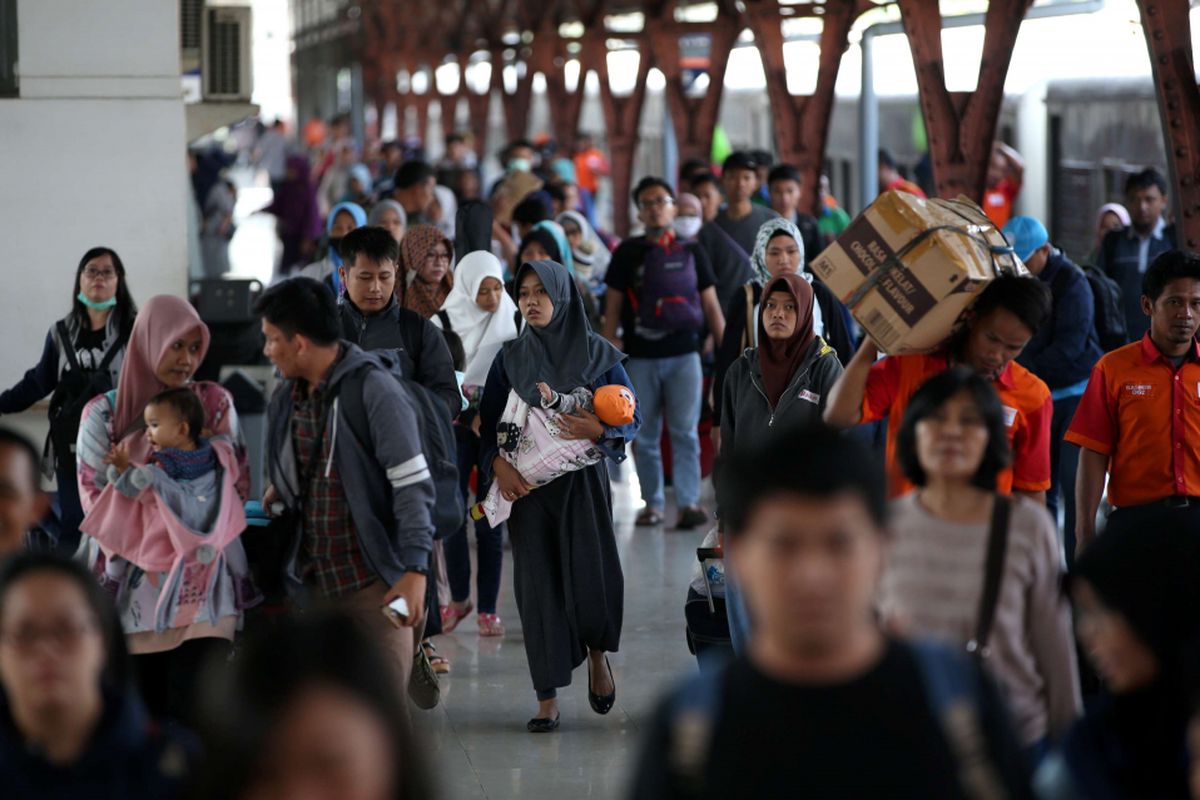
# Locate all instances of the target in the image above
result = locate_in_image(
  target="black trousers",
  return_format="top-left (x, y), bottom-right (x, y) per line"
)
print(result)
top-left (133, 637), bottom-right (232, 726)
top-left (1106, 501), bottom-right (1200, 531)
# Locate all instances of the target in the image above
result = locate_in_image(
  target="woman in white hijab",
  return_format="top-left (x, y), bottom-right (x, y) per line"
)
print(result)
top-left (433, 251), bottom-right (519, 637)
top-left (556, 210), bottom-right (611, 285)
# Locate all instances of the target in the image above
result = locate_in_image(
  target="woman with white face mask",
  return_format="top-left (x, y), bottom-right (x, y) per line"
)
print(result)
top-left (711, 217), bottom-right (855, 443)
top-left (671, 194), bottom-right (705, 241)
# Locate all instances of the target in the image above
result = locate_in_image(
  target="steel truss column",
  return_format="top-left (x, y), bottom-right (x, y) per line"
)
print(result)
top-left (897, 0), bottom-right (1031, 201)
top-left (744, 0), bottom-right (864, 214)
top-left (1137, 0), bottom-right (1200, 249)
top-left (590, 29), bottom-right (652, 237)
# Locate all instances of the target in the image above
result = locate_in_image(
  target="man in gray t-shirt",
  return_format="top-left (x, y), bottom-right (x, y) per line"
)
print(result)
top-left (714, 151), bottom-right (780, 256)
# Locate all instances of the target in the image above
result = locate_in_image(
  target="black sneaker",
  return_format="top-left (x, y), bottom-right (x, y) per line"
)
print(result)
top-left (676, 507), bottom-right (708, 530)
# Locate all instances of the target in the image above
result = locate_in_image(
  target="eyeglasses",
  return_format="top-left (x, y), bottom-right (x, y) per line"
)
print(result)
top-left (639, 197), bottom-right (674, 210)
top-left (0, 619), bottom-right (97, 652)
top-left (424, 252), bottom-right (452, 264)
top-left (83, 268), bottom-right (117, 281)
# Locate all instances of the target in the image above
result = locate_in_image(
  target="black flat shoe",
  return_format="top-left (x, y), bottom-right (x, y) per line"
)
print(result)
top-left (527, 714), bottom-right (560, 733)
top-left (587, 656), bottom-right (616, 715)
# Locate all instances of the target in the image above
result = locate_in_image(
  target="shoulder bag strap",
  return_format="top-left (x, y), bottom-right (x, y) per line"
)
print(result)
top-left (969, 495), bottom-right (1011, 659)
top-left (56, 321), bottom-right (82, 373)
top-left (97, 332), bottom-right (129, 372)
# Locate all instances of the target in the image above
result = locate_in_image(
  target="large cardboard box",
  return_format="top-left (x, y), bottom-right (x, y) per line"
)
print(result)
top-left (809, 190), bottom-right (1025, 354)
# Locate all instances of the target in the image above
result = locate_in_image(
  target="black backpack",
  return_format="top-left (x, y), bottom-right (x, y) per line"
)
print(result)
top-left (46, 322), bottom-right (126, 471)
top-left (1055, 262), bottom-right (1127, 352)
top-left (337, 356), bottom-right (464, 540)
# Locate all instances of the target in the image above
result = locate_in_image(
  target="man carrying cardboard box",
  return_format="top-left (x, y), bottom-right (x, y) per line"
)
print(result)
top-left (824, 274), bottom-right (1054, 503)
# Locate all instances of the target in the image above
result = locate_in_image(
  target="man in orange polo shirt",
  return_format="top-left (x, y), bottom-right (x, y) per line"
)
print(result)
top-left (825, 274), bottom-right (1053, 502)
top-left (1067, 250), bottom-right (1200, 554)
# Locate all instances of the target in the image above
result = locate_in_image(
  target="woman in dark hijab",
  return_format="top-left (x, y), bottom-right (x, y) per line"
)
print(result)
top-left (1036, 508), bottom-right (1200, 799)
top-left (477, 260), bottom-right (641, 733)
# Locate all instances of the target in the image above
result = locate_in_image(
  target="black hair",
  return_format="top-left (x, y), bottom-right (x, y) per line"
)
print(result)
top-left (1142, 249), bottom-right (1200, 301)
top-left (445, 132), bottom-right (465, 146)
top-left (0, 552), bottom-right (131, 693)
top-left (191, 612), bottom-right (434, 800)
top-left (545, 182), bottom-right (568, 206)
top-left (394, 160), bottom-right (435, 190)
top-left (718, 425), bottom-right (886, 538)
top-left (380, 140), bottom-right (401, 155)
top-left (722, 151), bottom-right (758, 174)
top-left (1125, 167), bottom-right (1168, 197)
top-left (517, 228), bottom-right (563, 266)
top-left (878, 148), bottom-right (897, 170)
top-left (513, 195), bottom-right (552, 227)
top-left (0, 427), bottom-right (41, 492)
top-left (968, 273), bottom-right (1052, 335)
top-left (679, 157), bottom-right (709, 185)
top-left (750, 149), bottom-right (774, 169)
top-left (340, 226), bottom-right (400, 268)
top-left (632, 176), bottom-right (675, 205)
top-left (254, 277), bottom-right (341, 346)
top-left (689, 171), bottom-right (722, 193)
top-left (895, 367), bottom-right (1011, 491)
top-left (71, 247), bottom-right (137, 340)
top-left (767, 164), bottom-right (804, 187)
top-left (147, 387), bottom-right (206, 446)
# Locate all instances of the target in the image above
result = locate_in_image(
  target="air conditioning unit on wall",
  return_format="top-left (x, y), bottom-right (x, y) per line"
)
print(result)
top-left (202, 4), bottom-right (252, 101)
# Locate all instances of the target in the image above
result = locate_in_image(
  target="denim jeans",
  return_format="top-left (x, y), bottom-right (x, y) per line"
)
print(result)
top-left (626, 353), bottom-right (703, 510)
top-left (443, 435), bottom-right (505, 614)
top-left (724, 571), bottom-right (752, 654)
top-left (1048, 394), bottom-right (1082, 567)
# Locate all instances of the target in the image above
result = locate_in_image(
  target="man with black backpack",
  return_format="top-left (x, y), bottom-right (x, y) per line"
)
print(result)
top-left (1004, 216), bottom-right (1104, 559)
top-left (257, 278), bottom-right (435, 697)
top-left (604, 177), bottom-right (726, 530)
top-left (336, 226), bottom-right (461, 419)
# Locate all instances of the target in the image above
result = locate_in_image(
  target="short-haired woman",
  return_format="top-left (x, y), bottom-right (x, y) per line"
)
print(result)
top-left (880, 366), bottom-right (1080, 757)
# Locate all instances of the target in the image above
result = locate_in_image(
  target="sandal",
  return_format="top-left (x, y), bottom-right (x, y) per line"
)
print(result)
top-left (478, 612), bottom-right (505, 637)
top-left (636, 508), bottom-right (664, 527)
top-left (441, 601), bottom-right (474, 633)
top-left (422, 640), bottom-right (451, 674)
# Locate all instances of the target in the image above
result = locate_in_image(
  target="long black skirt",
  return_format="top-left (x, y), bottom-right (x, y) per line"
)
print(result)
top-left (508, 459), bottom-right (624, 693)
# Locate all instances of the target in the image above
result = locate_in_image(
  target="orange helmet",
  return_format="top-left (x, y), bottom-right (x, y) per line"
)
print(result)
top-left (594, 384), bottom-right (636, 427)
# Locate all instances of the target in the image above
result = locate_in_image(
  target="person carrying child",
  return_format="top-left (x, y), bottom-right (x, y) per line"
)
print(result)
top-left (472, 380), bottom-right (636, 526)
top-left (478, 259), bottom-right (641, 733)
top-left (83, 388), bottom-right (247, 638)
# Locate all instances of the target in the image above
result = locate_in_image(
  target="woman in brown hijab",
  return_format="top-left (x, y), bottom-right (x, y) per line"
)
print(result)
top-left (399, 224), bottom-right (455, 319)
top-left (718, 272), bottom-right (844, 456)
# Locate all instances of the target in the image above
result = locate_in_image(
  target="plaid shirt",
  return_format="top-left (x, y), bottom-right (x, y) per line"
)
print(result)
top-left (292, 359), bottom-right (377, 599)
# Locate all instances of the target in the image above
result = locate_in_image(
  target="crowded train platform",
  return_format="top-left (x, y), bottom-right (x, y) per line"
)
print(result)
top-left (2, 0), bottom-right (1200, 797)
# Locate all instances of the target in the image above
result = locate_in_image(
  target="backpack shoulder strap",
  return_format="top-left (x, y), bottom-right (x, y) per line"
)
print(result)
top-left (334, 365), bottom-right (374, 456)
top-left (742, 284), bottom-right (755, 352)
top-left (969, 495), bottom-right (1010, 659)
top-left (908, 641), bottom-right (1008, 800)
top-left (98, 332), bottom-right (128, 372)
top-left (56, 321), bottom-right (82, 373)
top-left (666, 664), bottom-right (727, 790)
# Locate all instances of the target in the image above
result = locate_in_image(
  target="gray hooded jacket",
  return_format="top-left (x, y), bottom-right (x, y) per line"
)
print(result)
top-left (266, 343), bottom-right (435, 592)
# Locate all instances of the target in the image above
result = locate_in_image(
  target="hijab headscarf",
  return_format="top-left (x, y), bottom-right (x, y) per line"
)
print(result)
top-left (346, 164), bottom-right (374, 199)
top-left (324, 202), bottom-right (367, 296)
top-left (530, 220), bottom-right (573, 274)
top-left (751, 216), bottom-right (807, 286)
top-left (439, 251), bottom-right (519, 387)
top-left (1066, 510), bottom-right (1200, 797)
top-left (1095, 202), bottom-right (1131, 238)
top-left (502, 260), bottom-right (624, 407)
top-left (757, 274), bottom-right (816, 408)
top-left (556, 210), bottom-right (610, 281)
top-left (433, 185), bottom-right (458, 240)
top-left (368, 198), bottom-right (407, 231)
top-left (400, 224), bottom-right (455, 319)
top-left (113, 295), bottom-right (211, 462)
top-left (267, 154), bottom-right (323, 244)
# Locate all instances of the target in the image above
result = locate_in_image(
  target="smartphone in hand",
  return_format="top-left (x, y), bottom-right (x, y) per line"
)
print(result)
top-left (381, 597), bottom-right (410, 628)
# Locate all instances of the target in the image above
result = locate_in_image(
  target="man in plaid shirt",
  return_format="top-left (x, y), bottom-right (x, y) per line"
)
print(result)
top-left (259, 278), bottom-right (435, 693)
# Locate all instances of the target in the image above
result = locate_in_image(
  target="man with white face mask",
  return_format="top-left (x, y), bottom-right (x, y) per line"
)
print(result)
top-left (673, 194), bottom-right (704, 240)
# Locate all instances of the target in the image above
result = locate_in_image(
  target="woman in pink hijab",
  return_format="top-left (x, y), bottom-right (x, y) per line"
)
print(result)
top-left (75, 295), bottom-right (255, 724)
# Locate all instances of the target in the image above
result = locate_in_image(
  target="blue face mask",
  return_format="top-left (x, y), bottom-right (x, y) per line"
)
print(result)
top-left (77, 291), bottom-right (118, 310)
